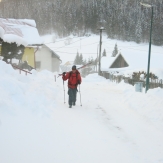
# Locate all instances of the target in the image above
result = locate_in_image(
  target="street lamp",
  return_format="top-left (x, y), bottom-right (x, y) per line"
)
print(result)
top-left (97, 27), bottom-right (105, 75)
top-left (96, 44), bottom-right (99, 72)
top-left (140, 2), bottom-right (153, 93)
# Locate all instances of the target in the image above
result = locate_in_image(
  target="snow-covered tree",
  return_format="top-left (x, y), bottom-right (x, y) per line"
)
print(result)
top-left (135, 19), bottom-right (142, 43)
top-left (112, 43), bottom-right (118, 57)
top-left (1, 0), bottom-right (163, 45)
top-left (74, 51), bottom-right (80, 65)
top-left (79, 53), bottom-right (84, 64)
top-left (102, 49), bottom-right (106, 56)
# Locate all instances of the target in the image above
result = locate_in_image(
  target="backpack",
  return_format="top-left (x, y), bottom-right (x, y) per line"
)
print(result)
top-left (69, 71), bottom-right (78, 79)
top-left (68, 71), bottom-right (80, 86)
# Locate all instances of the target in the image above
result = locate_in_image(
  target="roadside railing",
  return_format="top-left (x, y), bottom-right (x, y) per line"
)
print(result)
top-left (12, 64), bottom-right (32, 75)
top-left (101, 72), bottom-right (163, 89)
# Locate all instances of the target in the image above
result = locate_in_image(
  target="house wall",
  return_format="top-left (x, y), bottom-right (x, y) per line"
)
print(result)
top-left (35, 46), bottom-right (52, 71)
top-left (52, 57), bottom-right (60, 72)
top-left (22, 47), bottom-right (35, 68)
top-left (35, 45), bottom-right (60, 72)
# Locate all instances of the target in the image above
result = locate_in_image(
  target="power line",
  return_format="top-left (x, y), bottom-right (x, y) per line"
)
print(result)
top-left (43, 36), bottom-right (162, 55)
top-left (104, 46), bottom-right (162, 54)
top-left (53, 46), bottom-right (162, 55)
top-left (54, 51), bottom-right (99, 54)
top-left (103, 41), bottom-right (148, 48)
top-left (45, 35), bottom-right (155, 50)
top-left (49, 41), bottom-right (99, 49)
top-left (51, 37), bottom-right (88, 50)
top-left (44, 36), bottom-right (82, 44)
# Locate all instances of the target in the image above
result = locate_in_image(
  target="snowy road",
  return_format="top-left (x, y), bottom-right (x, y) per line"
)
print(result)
top-left (0, 69), bottom-right (163, 163)
top-left (51, 74), bottom-right (163, 163)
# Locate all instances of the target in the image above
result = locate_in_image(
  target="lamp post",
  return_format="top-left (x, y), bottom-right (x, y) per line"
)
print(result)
top-left (96, 44), bottom-right (99, 72)
top-left (140, 2), bottom-right (153, 93)
top-left (97, 27), bottom-right (105, 75)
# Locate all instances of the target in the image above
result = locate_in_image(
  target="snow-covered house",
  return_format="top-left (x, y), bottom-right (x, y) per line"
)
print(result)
top-left (60, 61), bottom-right (74, 72)
top-left (101, 52), bottom-right (163, 80)
top-left (35, 44), bottom-right (61, 72)
top-left (0, 18), bottom-right (43, 69)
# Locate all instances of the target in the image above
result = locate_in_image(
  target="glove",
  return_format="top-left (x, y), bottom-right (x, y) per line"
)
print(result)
top-left (78, 81), bottom-right (81, 84)
top-left (62, 72), bottom-right (66, 75)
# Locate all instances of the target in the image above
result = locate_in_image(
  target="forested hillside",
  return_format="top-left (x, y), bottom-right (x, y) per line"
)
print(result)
top-left (1, 0), bottom-right (163, 45)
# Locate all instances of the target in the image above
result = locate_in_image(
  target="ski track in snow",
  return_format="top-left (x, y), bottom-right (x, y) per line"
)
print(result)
top-left (54, 76), bottom-right (163, 163)
top-left (0, 71), bottom-right (163, 163)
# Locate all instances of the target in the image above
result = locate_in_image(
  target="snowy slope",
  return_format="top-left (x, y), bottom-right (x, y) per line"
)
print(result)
top-left (43, 34), bottom-right (163, 79)
top-left (0, 60), bottom-right (163, 163)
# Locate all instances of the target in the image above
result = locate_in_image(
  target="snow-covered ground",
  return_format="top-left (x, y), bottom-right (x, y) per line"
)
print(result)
top-left (0, 60), bottom-right (163, 163)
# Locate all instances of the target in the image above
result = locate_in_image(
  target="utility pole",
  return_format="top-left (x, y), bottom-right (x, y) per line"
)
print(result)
top-left (140, 2), bottom-right (153, 93)
top-left (97, 27), bottom-right (105, 75)
top-left (96, 44), bottom-right (99, 72)
top-left (146, 6), bottom-right (153, 93)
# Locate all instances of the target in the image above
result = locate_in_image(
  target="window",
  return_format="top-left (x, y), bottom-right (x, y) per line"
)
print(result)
top-left (36, 61), bottom-right (41, 69)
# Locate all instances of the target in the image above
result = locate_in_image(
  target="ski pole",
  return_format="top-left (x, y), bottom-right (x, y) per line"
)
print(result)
top-left (63, 80), bottom-right (66, 104)
top-left (78, 84), bottom-right (82, 106)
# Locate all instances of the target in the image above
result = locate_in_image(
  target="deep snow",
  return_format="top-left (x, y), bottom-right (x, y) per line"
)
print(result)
top-left (0, 60), bottom-right (163, 163)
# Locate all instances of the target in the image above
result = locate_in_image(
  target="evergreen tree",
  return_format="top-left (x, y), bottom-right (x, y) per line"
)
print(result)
top-left (1, 42), bottom-right (25, 63)
top-left (87, 56), bottom-right (94, 63)
top-left (74, 51), bottom-right (80, 64)
top-left (79, 53), bottom-right (84, 64)
top-left (83, 59), bottom-right (87, 65)
top-left (112, 43), bottom-right (118, 57)
top-left (1, 0), bottom-right (163, 45)
top-left (135, 19), bottom-right (142, 43)
top-left (102, 49), bottom-right (106, 56)
top-left (81, 58), bottom-right (92, 77)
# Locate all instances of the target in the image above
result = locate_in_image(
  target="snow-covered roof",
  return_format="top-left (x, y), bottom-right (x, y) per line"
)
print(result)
top-left (63, 61), bottom-right (74, 66)
top-left (101, 52), bottom-right (163, 71)
top-left (101, 56), bottom-right (117, 71)
top-left (101, 52), bottom-right (163, 78)
top-left (0, 18), bottom-right (43, 46)
top-left (43, 44), bottom-right (61, 61)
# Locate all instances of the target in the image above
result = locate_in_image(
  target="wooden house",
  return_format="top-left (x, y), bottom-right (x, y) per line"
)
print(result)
top-left (109, 54), bottom-right (129, 68)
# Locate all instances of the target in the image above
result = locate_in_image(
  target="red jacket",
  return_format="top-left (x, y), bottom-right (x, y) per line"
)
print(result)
top-left (62, 70), bottom-right (82, 89)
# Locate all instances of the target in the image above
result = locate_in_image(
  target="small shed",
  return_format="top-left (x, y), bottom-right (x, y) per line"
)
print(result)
top-left (110, 53), bottom-right (129, 68)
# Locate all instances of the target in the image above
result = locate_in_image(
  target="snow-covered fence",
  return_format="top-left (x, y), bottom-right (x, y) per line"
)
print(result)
top-left (101, 72), bottom-right (163, 89)
top-left (148, 79), bottom-right (163, 89)
top-left (12, 64), bottom-right (32, 75)
top-left (124, 78), bottom-right (163, 89)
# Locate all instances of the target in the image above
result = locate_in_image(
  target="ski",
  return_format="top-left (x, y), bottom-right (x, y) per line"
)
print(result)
top-left (58, 62), bottom-right (92, 77)
top-left (77, 62), bottom-right (92, 70)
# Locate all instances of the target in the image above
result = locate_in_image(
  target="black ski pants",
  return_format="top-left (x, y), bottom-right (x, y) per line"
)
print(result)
top-left (68, 88), bottom-right (77, 106)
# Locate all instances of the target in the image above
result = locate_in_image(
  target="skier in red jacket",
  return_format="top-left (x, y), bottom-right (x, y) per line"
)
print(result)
top-left (62, 65), bottom-right (82, 108)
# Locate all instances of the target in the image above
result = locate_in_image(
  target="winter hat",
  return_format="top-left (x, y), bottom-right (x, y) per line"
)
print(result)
top-left (72, 65), bottom-right (76, 70)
